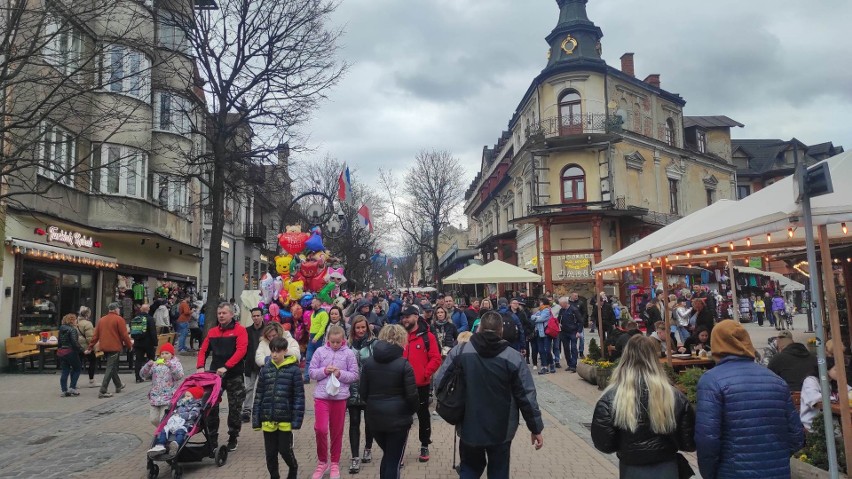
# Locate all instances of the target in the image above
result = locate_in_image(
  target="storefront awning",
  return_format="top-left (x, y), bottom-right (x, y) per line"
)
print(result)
top-left (6, 238), bottom-right (119, 268)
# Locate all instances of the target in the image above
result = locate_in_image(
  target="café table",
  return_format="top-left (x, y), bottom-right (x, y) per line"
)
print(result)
top-left (660, 356), bottom-right (715, 370)
top-left (36, 340), bottom-right (58, 373)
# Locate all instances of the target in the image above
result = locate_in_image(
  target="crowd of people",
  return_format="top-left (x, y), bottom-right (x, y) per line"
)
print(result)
top-left (50, 286), bottom-right (827, 479)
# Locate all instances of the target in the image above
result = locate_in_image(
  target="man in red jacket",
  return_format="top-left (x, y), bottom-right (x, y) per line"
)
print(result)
top-left (196, 302), bottom-right (248, 452)
top-left (401, 305), bottom-right (441, 463)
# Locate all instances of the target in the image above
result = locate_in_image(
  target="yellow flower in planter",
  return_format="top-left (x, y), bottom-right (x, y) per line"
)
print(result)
top-left (580, 357), bottom-right (597, 366)
top-left (798, 453), bottom-right (809, 463)
top-left (807, 338), bottom-right (818, 345)
top-left (596, 361), bottom-right (615, 370)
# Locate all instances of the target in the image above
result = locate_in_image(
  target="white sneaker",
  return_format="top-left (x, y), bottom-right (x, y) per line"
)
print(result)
top-left (148, 445), bottom-right (166, 454)
top-left (533, 366), bottom-right (538, 370)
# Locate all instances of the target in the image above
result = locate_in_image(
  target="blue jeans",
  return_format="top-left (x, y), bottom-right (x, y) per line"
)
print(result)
top-left (551, 337), bottom-right (561, 364)
top-left (304, 336), bottom-right (323, 380)
top-left (537, 336), bottom-right (553, 368)
top-left (578, 329), bottom-right (585, 355)
top-left (175, 322), bottom-right (189, 351)
top-left (676, 326), bottom-right (690, 344)
top-left (59, 350), bottom-right (81, 392)
top-left (156, 429), bottom-right (187, 447)
top-left (459, 440), bottom-right (511, 479)
top-left (559, 332), bottom-right (579, 369)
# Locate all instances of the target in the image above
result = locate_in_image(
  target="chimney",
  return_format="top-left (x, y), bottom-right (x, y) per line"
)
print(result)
top-left (644, 74), bottom-right (660, 88)
top-left (620, 53), bottom-right (635, 77)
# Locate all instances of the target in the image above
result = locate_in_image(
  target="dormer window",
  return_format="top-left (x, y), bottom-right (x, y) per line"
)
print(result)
top-left (697, 131), bottom-right (707, 153)
top-left (665, 118), bottom-right (676, 146)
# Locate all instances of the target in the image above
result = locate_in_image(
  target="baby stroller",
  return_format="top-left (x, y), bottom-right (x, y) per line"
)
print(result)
top-left (147, 372), bottom-right (228, 479)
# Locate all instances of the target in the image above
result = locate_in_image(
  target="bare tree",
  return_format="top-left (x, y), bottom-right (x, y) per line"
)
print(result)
top-left (171, 0), bottom-right (346, 328)
top-left (380, 149), bottom-right (466, 290)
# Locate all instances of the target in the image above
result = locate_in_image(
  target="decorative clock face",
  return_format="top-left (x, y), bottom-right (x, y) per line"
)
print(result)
top-left (561, 34), bottom-right (578, 55)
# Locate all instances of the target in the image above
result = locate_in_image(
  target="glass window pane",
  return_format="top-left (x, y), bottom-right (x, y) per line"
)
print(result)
top-left (109, 47), bottom-right (123, 91)
top-left (576, 180), bottom-right (585, 199)
top-left (107, 146), bottom-right (120, 193)
top-left (127, 152), bottom-right (137, 196)
top-left (563, 180), bottom-right (574, 199)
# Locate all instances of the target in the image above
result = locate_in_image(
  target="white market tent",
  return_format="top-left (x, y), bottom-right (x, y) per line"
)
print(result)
top-left (594, 150), bottom-right (852, 272)
top-left (454, 259), bottom-right (542, 285)
top-left (443, 263), bottom-right (482, 285)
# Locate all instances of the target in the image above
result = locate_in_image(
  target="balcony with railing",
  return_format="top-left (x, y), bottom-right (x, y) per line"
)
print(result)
top-left (525, 113), bottom-right (622, 144)
top-left (244, 223), bottom-right (268, 243)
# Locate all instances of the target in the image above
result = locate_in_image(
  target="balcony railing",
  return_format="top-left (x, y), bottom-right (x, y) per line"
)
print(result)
top-left (244, 223), bottom-right (268, 243)
top-left (525, 113), bottom-right (621, 141)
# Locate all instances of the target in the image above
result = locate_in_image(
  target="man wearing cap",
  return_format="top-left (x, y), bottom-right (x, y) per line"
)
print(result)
top-left (87, 302), bottom-right (134, 398)
top-left (401, 305), bottom-right (441, 463)
top-left (768, 330), bottom-right (816, 392)
top-left (695, 320), bottom-right (803, 479)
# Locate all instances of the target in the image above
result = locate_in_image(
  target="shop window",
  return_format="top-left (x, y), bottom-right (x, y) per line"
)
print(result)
top-left (38, 122), bottom-right (76, 187)
top-left (18, 263), bottom-right (94, 334)
top-left (101, 44), bottom-right (151, 102)
top-left (561, 164), bottom-right (586, 203)
top-left (92, 143), bottom-right (147, 199)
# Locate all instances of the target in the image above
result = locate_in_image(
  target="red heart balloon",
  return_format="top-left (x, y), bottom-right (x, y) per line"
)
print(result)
top-left (278, 232), bottom-right (309, 255)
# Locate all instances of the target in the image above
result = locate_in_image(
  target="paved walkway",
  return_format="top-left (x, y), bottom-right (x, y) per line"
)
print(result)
top-left (0, 316), bottom-right (813, 478)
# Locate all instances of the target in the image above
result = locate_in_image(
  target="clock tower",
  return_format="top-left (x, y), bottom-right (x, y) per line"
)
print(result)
top-left (544, 0), bottom-right (605, 71)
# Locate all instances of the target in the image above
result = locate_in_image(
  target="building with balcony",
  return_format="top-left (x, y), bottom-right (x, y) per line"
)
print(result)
top-left (732, 139), bottom-right (844, 199)
top-left (0, 0), bottom-right (210, 342)
top-left (464, 0), bottom-right (739, 299)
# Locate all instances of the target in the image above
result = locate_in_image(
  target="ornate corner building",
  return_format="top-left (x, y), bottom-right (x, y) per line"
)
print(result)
top-left (463, 0), bottom-right (741, 299)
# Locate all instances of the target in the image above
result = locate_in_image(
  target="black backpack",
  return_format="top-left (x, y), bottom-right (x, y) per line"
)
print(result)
top-left (500, 312), bottom-right (519, 343)
top-left (435, 343), bottom-right (467, 425)
top-left (130, 314), bottom-right (148, 339)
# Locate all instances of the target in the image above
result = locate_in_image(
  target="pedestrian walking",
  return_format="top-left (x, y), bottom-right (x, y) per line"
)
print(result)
top-left (431, 305), bottom-right (459, 358)
top-left (532, 298), bottom-right (555, 374)
top-left (346, 315), bottom-right (377, 473)
top-left (496, 298), bottom-right (525, 355)
top-left (400, 305), bottom-right (442, 463)
top-left (435, 311), bottom-right (544, 478)
top-left (195, 302), bottom-right (249, 452)
top-left (86, 302), bottom-right (134, 398)
top-left (446, 296), bottom-right (469, 333)
top-left (695, 320), bottom-right (803, 478)
top-left (753, 295), bottom-right (766, 326)
top-left (243, 307), bottom-right (267, 423)
top-left (57, 313), bottom-right (83, 397)
top-left (569, 293), bottom-right (587, 357)
top-left (131, 304), bottom-right (157, 383)
top-left (153, 301), bottom-right (171, 334)
top-left (556, 297), bottom-right (582, 372)
top-left (308, 324), bottom-right (359, 479)
top-left (254, 322), bottom-right (301, 368)
top-left (304, 297), bottom-right (330, 384)
top-left (175, 296), bottom-right (192, 352)
top-left (771, 292), bottom-right (787, 331)
top-left (76, 306), bottom-right (97, 388)
top-left (592, 335), bottom-right (696, 478)
top-left (188, 298), bottom-right (203, 350)
top-left (252, 337), bottom-right (305, 479)
top-left (360, 324), bottom-right (418, 479)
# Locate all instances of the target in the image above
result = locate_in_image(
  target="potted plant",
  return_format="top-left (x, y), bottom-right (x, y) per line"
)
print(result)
top-left (806, 337), bottom-right (818, 356)
top-left (595, 360), bottom-right (616, 390)
top-left (576, 356), bottom-right (597, 385)
top-left (675, 367), bottom-right (705, 405)
top-left (793, 413), bottom-right (847, 478)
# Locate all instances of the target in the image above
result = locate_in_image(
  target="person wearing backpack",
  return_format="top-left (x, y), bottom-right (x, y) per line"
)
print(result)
top-left (131, 304), bottom-right (158, 383)
top-left (400, 306), bottom-right (441, 463)
top-left (556, 297), bottom-right (583, 372)
top-left (496, 298), bottom-right (525, 354)
top-left (532, 298), bottom-right (556, 375)
top-left (435, 311), bottom-right (544, 478)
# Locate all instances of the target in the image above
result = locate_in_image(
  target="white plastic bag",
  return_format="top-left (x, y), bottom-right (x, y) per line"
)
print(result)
top-left (325, 374), bottom-right (340, 397)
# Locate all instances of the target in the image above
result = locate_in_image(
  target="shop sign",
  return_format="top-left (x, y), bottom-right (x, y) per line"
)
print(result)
top-left (221, 239), bottom-right (230, 249)
top-left (748, 257), bottom-right (763, 269)
top-left (556, 253), bottom-right (594, 279)
top-left (44, 226), bottom-right (95, 249)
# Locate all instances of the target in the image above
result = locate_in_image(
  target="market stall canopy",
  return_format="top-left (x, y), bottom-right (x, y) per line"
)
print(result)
top-left (454, 259), bottom-right (542, 285)
top-left (443, 264), bottom-right (482, 285)
top-left (734, 266), bottom-right (805, 292)
top-left (594, 151), bottom-right (852, 272)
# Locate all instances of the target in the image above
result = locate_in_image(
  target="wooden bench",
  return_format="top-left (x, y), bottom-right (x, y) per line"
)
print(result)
top-left (5, 335), bottom-right (39, 371)
top-left (157, 334), bottom-right (171, 350)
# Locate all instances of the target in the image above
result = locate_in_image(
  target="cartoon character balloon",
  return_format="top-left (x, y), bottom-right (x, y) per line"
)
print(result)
top-left (286, 279), bottom-right (305, 302)
top-left (317, 281), bottom-right (336, 304)
top-left (274, 254), bottom-right (293, 277)
top-left (278, 225), bottom-right (310, 255)
top-left (305, 226), bottom-right (325, 253)
top-left (260, 273), bottom-right (275, 304)
top-left (268, 303), bottom-right (281, 323)
top-left (273, 276), bottom-right (285, 301)
top-left (296, 260), bottom-right (327, 293)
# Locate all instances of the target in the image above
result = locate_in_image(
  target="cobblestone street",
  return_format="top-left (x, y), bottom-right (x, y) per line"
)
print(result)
top-left (0, 318), bottom-right (811, 479)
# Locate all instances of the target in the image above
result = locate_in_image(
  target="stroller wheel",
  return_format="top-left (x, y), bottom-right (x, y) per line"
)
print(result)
top-left (216, 445), bottom-right (228, 467)
top-left (147, 463), bottom-right (159, 479)
top-left (171, 464), bottom-right (182, 479)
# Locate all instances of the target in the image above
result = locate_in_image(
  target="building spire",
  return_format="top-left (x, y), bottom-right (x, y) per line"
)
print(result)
top-left (545, 0), bottom-right (604, 70)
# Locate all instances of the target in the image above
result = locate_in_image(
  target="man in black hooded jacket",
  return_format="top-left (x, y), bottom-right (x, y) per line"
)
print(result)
top-left (767, 331), bottom-right (816, 392)
top-left (435, 311), bottom-right (544, 478)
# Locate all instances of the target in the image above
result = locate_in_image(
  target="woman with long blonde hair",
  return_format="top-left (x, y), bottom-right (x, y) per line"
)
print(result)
top-left (591, 335), bottom-right (695, 478)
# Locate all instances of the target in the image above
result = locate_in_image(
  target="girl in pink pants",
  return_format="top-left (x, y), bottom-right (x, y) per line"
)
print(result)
top-left (309, 325), bottom-right (358, 479)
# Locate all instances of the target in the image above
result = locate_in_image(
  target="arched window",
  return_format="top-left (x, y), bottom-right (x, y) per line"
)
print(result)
top-left (561, 164), bottom-right (586, 202)
top-left (665, 118), bottom-right (676, 146)
top-left (558, 90), bottom-right (582, 135)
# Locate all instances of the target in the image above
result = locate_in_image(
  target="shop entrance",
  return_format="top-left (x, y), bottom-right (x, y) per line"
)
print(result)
top-left (18, 262), bottom-right (96, 334)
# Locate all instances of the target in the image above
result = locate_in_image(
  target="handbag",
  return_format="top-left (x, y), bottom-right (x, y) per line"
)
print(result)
top-left (545, 313), bottom-right (560, 339)
top-left (436, 343), bottom-right (467, 425)
top-left (325, 373), bottom-right (340, 396)
top-left (56, 347), bottom-right (74, 358)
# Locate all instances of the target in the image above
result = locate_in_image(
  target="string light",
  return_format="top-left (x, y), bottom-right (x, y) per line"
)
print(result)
top-left (746, 237), bottom-right (751, 247)
top-left (702, 249), bottom-right (707, 255)
top-left (766, 233), bottom-right (772, 243)
top-left (686, 252), bottom-right (691, 259)
top-left (713, 245), bottom-right (719, 253)
top-left (843, 223), bottom-right (848, 235)
top-left (787, 227), bottom-right (794, 238)
top-left (729, 242), bottom-right (734, 250)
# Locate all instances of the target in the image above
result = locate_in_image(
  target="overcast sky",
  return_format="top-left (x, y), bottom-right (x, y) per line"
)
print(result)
top-left (301, 0), bottom-right (852, 189)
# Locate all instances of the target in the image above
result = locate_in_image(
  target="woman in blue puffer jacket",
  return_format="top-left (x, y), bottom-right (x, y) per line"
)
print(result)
top-left (695, 320), bottom-right (804, 479)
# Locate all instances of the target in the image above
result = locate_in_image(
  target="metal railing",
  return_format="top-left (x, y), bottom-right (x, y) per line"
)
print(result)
top-left (244, 223), bottom-right (268, 243)
top-left (525, 113), bottom-right (619, 140)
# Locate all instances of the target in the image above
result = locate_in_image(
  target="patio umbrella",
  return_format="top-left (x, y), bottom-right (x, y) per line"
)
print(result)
top-left (443, 264), bottom-right (482, 285)
top-left (456, 260), bottom-right (542, 285)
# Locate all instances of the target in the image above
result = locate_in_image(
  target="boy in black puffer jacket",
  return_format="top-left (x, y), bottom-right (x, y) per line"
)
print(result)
top-left (253, 337), bottom-right (305, 479)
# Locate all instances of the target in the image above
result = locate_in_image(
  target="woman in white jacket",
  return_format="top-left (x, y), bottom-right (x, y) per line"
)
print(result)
top-left (255, 322), bottom-right (301, 369)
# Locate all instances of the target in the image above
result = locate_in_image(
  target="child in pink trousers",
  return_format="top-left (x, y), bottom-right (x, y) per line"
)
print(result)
top-left (309, 324), bottom-right (358, 479)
